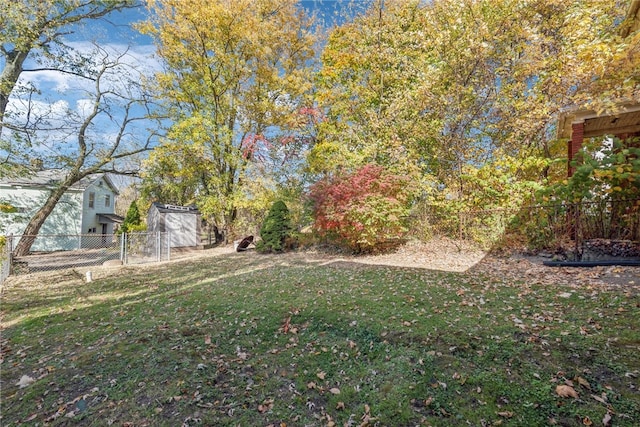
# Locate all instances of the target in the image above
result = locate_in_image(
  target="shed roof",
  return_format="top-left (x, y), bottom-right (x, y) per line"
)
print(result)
top-left (150, 202), bottom-right (200, 215)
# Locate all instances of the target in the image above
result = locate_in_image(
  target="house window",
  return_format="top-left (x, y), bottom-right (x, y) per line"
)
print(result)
top-left (105, 194), bottom-right (111, 208)
top-left (88, 227), bottom-right (96, 233)
top-left (89, 192), bottom-right (95, 208)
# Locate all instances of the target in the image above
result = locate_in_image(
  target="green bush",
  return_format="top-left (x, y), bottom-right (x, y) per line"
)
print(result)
top-left (256, 200), bottom-right (292, 253)
top-left (120, 200), bottom-right (142, 233)
top-left (0, 235), bottom-right (6, 260)
top-left (126, 223), bottom-right (147, 233)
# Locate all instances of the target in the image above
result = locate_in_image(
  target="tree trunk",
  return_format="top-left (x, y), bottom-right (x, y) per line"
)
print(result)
top-left (0, 49), bottom-right (29, 137)
top-left (13, 184), bottom-right (69, 256)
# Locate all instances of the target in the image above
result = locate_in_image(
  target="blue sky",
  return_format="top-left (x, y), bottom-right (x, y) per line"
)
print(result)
top-left (7, 0), bottom-right (366, 125)
top-left (8, 0), bottom-right (371, 117)
top-left (2, 0), bottom-right (371, 183)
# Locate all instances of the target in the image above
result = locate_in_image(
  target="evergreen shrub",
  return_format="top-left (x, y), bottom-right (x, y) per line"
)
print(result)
top-left (257, 200), bottom-right (292, 253)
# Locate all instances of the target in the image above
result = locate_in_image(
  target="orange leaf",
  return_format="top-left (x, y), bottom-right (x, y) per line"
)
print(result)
top-left (556, 385), bottom-right (578, 398)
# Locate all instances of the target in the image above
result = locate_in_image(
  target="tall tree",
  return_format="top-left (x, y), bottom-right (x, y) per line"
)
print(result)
top-left (312, 0), bottom-right (635, 199)
top-left (0, 0), bottom-right (136, 141)
top-left (311, 0), bottom-right (430, 176)
top-left (139, 0), bottom-right (316, 238)
top-left (10, 45), bottom-right (162, 256)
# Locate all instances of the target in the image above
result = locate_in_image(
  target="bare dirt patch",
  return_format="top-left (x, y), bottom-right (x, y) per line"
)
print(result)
top-left (171, 237), bottom-right (640, 290)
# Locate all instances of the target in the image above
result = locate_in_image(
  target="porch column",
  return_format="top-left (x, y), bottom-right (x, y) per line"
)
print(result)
top-left (568, 121), bottom-right (585, 177)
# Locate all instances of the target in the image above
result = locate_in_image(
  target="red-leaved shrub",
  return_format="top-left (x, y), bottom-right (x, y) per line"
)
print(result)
top-left (308, 164), bottom-right (415, 253)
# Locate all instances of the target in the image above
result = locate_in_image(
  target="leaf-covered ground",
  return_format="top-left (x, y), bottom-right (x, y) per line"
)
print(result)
top-left (1, 246), bottom-right (639, 426)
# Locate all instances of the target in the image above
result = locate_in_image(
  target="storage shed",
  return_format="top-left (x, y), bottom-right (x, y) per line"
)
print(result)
top-left (147, 203), bottom-right (201, 248)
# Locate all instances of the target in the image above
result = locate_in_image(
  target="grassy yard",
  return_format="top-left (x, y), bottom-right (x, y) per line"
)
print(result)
top-left (1, 250), bottom-right (639, 426)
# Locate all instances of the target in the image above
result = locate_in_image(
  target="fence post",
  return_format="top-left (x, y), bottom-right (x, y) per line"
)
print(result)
top-left (5, 235), bottom-right (13, 277)
top-left (156, 231), bottom-right (160, 262)
top-left (120, 233), bottom-right (127, 265)
top-left (167, 231), bottom-right (171, 262)
top-left (574, 203), bottom-right (582, 261)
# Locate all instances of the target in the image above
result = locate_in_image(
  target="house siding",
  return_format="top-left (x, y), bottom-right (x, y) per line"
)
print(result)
top-left (0, 172), bottom-right (120, 252)
top-left (0, 186), bottom-right (83, 251)
top-left (81, 178), bottom-right (118, 235)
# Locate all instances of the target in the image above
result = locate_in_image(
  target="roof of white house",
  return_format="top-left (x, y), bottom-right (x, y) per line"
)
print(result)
top-left (0, 169), bottom-right (120, 195)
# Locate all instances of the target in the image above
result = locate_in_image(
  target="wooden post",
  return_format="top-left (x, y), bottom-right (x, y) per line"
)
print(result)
top-left (568, 122), bottom-right (585, 177)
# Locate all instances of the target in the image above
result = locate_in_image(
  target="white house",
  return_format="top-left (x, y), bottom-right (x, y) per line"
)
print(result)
top-left (147, 203), bottom-right (201, 248)
top-left (0, 170), bottom-right (123, 251)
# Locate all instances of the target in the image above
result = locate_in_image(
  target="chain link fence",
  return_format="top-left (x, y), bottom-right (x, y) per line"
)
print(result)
top-left (3, 232), bottom-right (171, 278)
top-left (1, 236), bottom-right (10, 285)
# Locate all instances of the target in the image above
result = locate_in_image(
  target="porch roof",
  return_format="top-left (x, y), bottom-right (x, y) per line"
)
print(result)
top-left (98, 213), bottom-right (124, 224)
top-left (557, 103), bottom-right (640, 140)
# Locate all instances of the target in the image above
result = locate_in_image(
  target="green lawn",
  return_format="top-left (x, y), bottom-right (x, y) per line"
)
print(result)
top-left (1, 251), bottom-right (639, 426)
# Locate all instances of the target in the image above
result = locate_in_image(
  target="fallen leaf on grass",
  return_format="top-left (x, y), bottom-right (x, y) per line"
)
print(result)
top-left (23, 413), bottom-right (38, 422)
top-left (16, 375), bottom-right (35, 388)
top-left (582, 416), bottom-right (592, 425)
top-left (236, 346), bottom-right (248, 360)
top-left (316, 371), bottom-right (326, 380)
top-left (258, 398), bottom-right (274, 413)
top-left (329, 387), bottom-right (341, 395)
top-left (575, 376), bottom-right (591, 390)
top-left (307, 381), bottom-right (317, 389)
top-left (602, 412), bottom-right (612, 426)
top-left (556, 385), bottom-right (578, 398)
top-left (497, 411), bottom-right (514, 418)
top-left (336, 401), bottom-right (345, 410)
top-left (45, 406), bottom-right (66, 423)
top-left (591, 394), bottom-right (608, 404)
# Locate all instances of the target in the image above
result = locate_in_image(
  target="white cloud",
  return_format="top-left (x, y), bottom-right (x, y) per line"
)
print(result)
top-left (19, 41), bottom-right (160, 94)
top-left (5, 97), bottom-right (70, 122)
top-left (7, 39), bottom-right (161, 120)
top-left (75, 99), bottom-right (95, 117)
